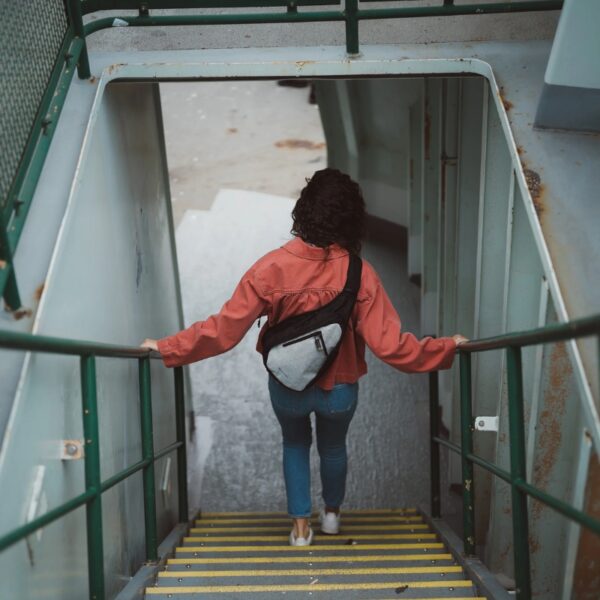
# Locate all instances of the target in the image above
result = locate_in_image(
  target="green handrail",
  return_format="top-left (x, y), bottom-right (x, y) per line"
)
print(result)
top-left (81, 0), bottom-right (564, 56)
top-left (0, 329), bottom-right (188, 600)
top-left (428, 312), bottom-right (600, 600)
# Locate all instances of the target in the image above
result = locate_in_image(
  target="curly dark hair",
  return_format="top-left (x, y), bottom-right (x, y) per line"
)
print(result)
top-left (291, 168), bottom-right (367, 255)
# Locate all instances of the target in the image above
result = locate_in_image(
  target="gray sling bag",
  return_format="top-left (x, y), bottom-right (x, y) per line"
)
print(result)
top-left (261, 254), bottom-right (362, 391)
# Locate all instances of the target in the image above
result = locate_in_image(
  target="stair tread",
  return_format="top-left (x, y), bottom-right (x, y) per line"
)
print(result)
top-left (144, 509), bottom-right (482, 599)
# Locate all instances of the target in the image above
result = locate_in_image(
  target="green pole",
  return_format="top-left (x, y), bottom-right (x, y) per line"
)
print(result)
top-left (506, 346), bottom-right (532, 599)
top-left (139, 358), bottom-right (158, 561)
top-left (66, 0), bottom-right (91, 78)
top-left (344, 0), bottom-right (359, 55)
top-left (0, 212), bottom-right (21, 310)
top-left (80, 355), bottom-right (105, 600)
top-left (459, 352), bottom-right (476, 555)
top-left (429, 371), bottom-right (441, 518)
top-left (174, 367), bottom-right (189, 523)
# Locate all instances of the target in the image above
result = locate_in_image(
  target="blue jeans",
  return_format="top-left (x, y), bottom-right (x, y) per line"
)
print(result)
top-left (268, 375), bottom-right (359, 518)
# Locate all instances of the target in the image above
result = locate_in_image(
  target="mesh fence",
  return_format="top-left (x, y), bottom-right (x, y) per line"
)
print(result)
top-left (0, 1), bottom-right (69, 214)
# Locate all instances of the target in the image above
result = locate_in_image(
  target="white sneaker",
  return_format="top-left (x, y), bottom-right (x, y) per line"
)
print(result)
top-left (289, 526), bottom-right (314, 546)
top-left (319, 509), bottom-right (341, 534)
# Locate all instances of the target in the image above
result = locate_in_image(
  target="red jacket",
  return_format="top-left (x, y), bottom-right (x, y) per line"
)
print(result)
top-left (158, 236), bottom-right (456, 389)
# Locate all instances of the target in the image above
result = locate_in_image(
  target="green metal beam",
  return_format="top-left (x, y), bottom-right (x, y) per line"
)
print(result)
top-left (81, 355), bottom-right (105, 600)
top-left (506, 346), bottom-right (532, 599)
top-left (429, 372), bottom-right (441, 518)
top-left (516, 478), bottom-right (600, 537)
top-left (174, 367), bottom-right (189, 523)
top-left (139, 357), bottom-right (159, 562)
top-left (84, 11), bottom-right (345, 37)
top-left (358, 1), bottom-right (563, 18)
top-left (82, 0), bottom-right (340, 11)
top-left (459, 352), bottom-right (476, 556)
top-left (0, 489), bottom-right (96, 553)
top-left (459, 313), bottom-right (600, 352)
top-left (66, 0), bottom-right (91, 78)
top-left (0, 34), bottom-right (84, 310)
top-left (0, 328), bottom-right (160, 359)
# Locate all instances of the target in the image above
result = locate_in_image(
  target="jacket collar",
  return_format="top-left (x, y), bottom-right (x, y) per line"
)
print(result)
top-left (283, 236), bottom-right (349, 260)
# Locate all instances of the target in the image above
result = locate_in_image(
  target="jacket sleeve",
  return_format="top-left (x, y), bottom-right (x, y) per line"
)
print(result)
top-left (355, 269), bottom-right (456, 372)
top-left (157, 266), bottom-right (267, 368)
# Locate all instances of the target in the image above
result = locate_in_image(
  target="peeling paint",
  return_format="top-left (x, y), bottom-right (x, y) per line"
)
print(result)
top-left (523, 168), bottom-right (545, 216)
top-left (573, 452), bottom-right (600, 597)
top-left (531, 342), bottom-right (571, 520)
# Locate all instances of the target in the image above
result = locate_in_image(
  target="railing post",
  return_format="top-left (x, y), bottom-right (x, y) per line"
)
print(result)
top-left (506, 346), bottom-right (532, 599)
top-left (429, 371), bottom-right (441, 518)
top-left (344, 0), bottom-right (359, 55)
top-left (139, 357), bottom-right (158, 561)
top-left (0, 214), bottom-right (22, 311)
top-left (66, 0), bottom-right (91, 78)
top-left (459, 351), bottom-right (476, 555)
top-left (80, 355), bottom-right (105, 600)
top-left (174, 367), bottom-right (189, 523)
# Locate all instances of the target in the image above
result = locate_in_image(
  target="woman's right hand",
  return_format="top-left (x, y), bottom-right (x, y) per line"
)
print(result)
top-left (140, 338), bottom-right (159, 352)
top-left (452, 334), bottom-right (469, 346)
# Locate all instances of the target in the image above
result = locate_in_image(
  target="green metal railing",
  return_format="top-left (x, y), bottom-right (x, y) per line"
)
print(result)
top-left (0, 0), bottom-right (563, 313)
top-left (0, 329), bottom-right (188, 600)
top-left (429, 313), bottom-right (600, 599)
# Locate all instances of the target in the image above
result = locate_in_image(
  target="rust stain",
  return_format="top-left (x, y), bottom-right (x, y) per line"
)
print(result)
top-left (12, 307), bottom-right (33, 320)
top-left (516, 145), bottom-right (525, 157)
top-left (498, 86), bottom-right (513, 112)
top-left (499, 542), bottom-right (512, 561)
top-left (531, 342), bottom-right (571, 519)
top-left (0, 259), bottom-right (6, 269)
top-left (529, 534), bottom-right (540, 554)
top-left (275, 139), bottom-right (325, 150)
top-left (227, 128), bottom-right (238, 134)
top-left (295, 61), bottom-right (315, 69)
top-left (88, 76), bottom-right (97, 84)
top-left (34, 283), bottom-right (45, 301)
top-left (107, 63), bottom-right (125, 75)
top-left (523, 168), bottom-right (545, 216)
top-left (573, 451), bottom-right (600, 598)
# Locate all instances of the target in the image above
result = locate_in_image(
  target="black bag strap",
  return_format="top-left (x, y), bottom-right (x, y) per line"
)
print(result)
top-left (342, 253), bottom-right (362, 296)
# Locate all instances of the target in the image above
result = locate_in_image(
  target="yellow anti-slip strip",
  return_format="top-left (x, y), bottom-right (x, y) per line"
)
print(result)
top-left (176, 543), bottom-right (444, 552)
top-left (191, 524), bottom-right (429, 533)
top-left (147, 580), bottom-right (473, 594)
top-left (168, 553), bottom-right (453, 564)
top-left (196, 516), bottom-right (424, 524)
top-left (183, 534), bottom-right (436, 542)
top-left (159, 566), bottom-right (463, 578)
top-left (200, 509), bottom-right (418, 517)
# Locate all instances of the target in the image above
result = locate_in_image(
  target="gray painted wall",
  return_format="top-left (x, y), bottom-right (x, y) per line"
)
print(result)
top-left (0, 83), bottom-right (191, 600)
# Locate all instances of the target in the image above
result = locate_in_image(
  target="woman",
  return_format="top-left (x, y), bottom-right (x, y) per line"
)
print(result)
top-left (142, 168), bottom-right (466, 546)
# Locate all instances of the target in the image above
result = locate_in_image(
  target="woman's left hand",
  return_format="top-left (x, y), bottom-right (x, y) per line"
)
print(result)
top-left (141, 338), bottom-right (159, 352)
